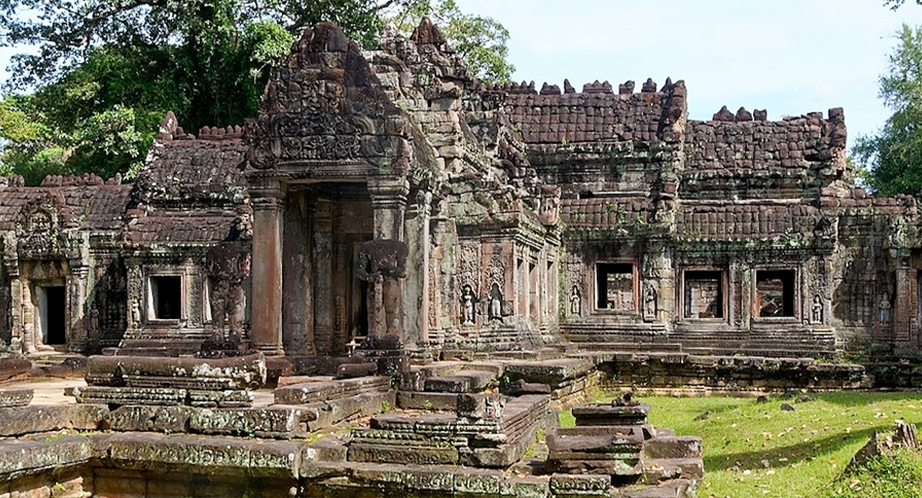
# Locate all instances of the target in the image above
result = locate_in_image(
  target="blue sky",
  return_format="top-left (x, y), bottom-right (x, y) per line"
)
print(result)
top-left (455, 0), bottom-right (922, 149)
top-left (2, 1), bottom-right (922, 150)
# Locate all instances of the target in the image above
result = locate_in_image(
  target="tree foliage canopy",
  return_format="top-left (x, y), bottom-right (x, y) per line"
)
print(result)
top-left (0, 0), bottom-right (514, 184)
top-left (853, 24), bottom-right (922, 196)
top-left (885, 0), bottom-right (922, 9)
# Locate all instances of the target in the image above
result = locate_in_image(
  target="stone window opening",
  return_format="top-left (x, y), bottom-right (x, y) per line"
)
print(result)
top-left (755, 270), bottom-right (796, 318)
top-left (148, 275), bottom-right (183, 320)
top-left (595, 263), bottom-right (635, 311)
top-left (683, 270), bottom-right (724, 319)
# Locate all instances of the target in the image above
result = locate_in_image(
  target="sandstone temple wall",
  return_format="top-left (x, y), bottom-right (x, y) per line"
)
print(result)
top-left (0, 20), bottom-right (918, 360)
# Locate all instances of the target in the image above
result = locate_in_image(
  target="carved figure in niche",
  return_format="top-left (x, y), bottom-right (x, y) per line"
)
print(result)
top-left (334, 295), bottom-right (347, 352)
top-left (643, 283), bottom-right (658, 320)
top-left (488, 282), bottom-right (503, 321)
top-left (30, 211), bottom-right (51, 232)
top-left (206, 242), bottom-right (251, 341)
top-left (130, 298), bottom-right (141, 326)
top-left (484, 396), bottom-right (505, 420)
top-left (88, 306), bottom-right (100, 336)
top-left (879, 291), bottom-right (892, 324)
top-left (460, 284), bottom-right (476, 326)
top-left (812, 295), bottom-right (823, 324)
top-left (570, 285), bottom-right (581, 316)
top-left (355, 239), bottom-right (408, 340)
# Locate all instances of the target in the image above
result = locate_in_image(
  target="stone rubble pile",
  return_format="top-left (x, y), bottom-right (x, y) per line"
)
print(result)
top-left (73, 353), bottom-right (266, 407)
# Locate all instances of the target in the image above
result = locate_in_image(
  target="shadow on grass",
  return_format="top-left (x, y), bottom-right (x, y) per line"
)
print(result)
top-left (702, 425), bottom-right (885, 471)
top-left (810, 391), bottom-right (922, 408)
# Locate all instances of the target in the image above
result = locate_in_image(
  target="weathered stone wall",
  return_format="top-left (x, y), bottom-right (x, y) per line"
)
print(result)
top-left (682, 108), bottom-right (846, 199)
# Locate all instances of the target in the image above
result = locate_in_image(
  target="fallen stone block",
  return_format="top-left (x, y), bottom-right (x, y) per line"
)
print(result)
top-left (0, 389), bottom-right (33, 408)
top-left (348, 442), bottom-right (459, 465)
top-left (187, 389), bottom-right (254, 408)
top-left (274, 376), bottom-right (390, 405)
top-left (0, 357), bottom-right (31, 381)
top-left (396, 391), bottom-right (457, 411)
top-left (335, 362), bottom-right (378, 379)
top-left (547, 432), bottom-right (644, 454)
top-left (103, 432), bottom-right (302, 479)
top-left (643, 436), bottom-right (702, 459)
top-left (549, 473), bottom-right (612, 497)
top-left (189, 406), bottom-right (314, 437)
top-left (74, 386), bottom-right (187, 406)
top-left (642, 458), bottom-right (705, 484)
top-left (105, 405), bottom-right (195, 433)
top-left (573, 403), bottom-right (650, 426)
top-left (0, 404), bottom-right (108, 436)
top-left (0, 436), bottom-right (96, 480)
top-left (548, 456), bottom-right (643, 476)
top-left (504, 378), bottom-right (552, 396)
top-left (85, 353), bottom-right (266, 389)
top-left (303, 390), bottom-right (395, 431)
top-left (302, 435), bottom-right (348, 463)
top-left (457, 393), bottom-right (504, 419)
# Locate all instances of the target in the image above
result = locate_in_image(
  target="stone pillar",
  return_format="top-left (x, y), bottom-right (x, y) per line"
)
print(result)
top-left (250, 181), bottom-right (285, 355)
top-left (21, 280), bottom-right (34, 353)
top-left (313, 199), bottom-right (332, 355)
top-left (895, 263), bottom-right (913, 346)
top-left (368, 178), bottom-right (409, 240)
top-left (67, 265), bottom-right (89, 353)
top-left (366, 178), bottom-right (409, 344)
top-left (8, 272), bottom-right (22, 353)
top-left (403, 190), bottom-right (432, 348)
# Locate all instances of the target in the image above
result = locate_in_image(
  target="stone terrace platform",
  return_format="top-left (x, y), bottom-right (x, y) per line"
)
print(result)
top-left (0, 349), bottom-right (872, 497)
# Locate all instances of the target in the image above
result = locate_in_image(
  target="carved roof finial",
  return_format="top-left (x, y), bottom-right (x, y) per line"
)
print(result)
top-left (411, 17), bottom-right (446, 45)
top-left (157, 111), bottom-right (178, 140)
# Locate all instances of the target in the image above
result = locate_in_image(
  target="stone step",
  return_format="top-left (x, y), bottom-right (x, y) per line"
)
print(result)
top-left (568, 342), bottom-right (684, 352)
top-left (274, 376), bottom-right (390, 405)
top-left (424, 370), bottom-right (496, 393)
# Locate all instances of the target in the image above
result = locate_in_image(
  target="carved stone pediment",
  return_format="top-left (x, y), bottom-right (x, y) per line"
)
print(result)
top-left (246, 23), bottom-right (412, 179)
top-left (16, 194), bottom-right (72, 258)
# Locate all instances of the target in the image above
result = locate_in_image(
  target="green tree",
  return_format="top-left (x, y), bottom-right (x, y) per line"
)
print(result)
top-left (388, 0), bottom-right (514, 84)
top-left (0, 0), bottom-right (514, 183)
top-left (853, 24), bottom-right (922, 196)
top-left (885, 0), bottom-right (922, 9)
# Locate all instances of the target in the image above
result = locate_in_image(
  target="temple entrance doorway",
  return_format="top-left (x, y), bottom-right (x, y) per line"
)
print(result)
top-left (36, 285), bottom-right (66, 346)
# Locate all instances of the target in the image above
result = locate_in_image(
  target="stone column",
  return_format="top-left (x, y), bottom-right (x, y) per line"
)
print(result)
top-left (312, 199), bottom-right (332, 354)
top-left (67, 265), bottom-right (89, 353)
top-left (368, 178), bottom-right (409, 240)
top-left (21, 280), bottom-right (34, 353)
top-left (404, 190), bottom-right (432, 348)
top-left (250, 181), bottom-right (285, 355)
top-left (8, 274), bottom-right (22, 353)
top-left (366, 178), bottom-right (409, 344)
top-left (895, 263), bottom-right (912, 346)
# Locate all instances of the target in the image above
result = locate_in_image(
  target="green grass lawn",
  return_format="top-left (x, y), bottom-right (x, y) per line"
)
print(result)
top-left (560, 392), bottom-right (922, 498)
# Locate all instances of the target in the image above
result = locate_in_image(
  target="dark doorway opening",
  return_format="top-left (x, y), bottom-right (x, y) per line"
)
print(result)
top-left (756, 270), bottom-right (796, 317)
top-left (596, 263), bottom-right (634, 310)
top-left (684, 271), bottom-right (724, 319)
top-left (45, 286), bottom-right (66, 345)
top-left (150, 276), bottom-right (182, 319)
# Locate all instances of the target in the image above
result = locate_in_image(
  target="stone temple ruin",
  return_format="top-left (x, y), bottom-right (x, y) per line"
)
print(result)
top-left (0, 17), bottom-right (916, 498)
top-left (0, 21), bottom-right (917, 360)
